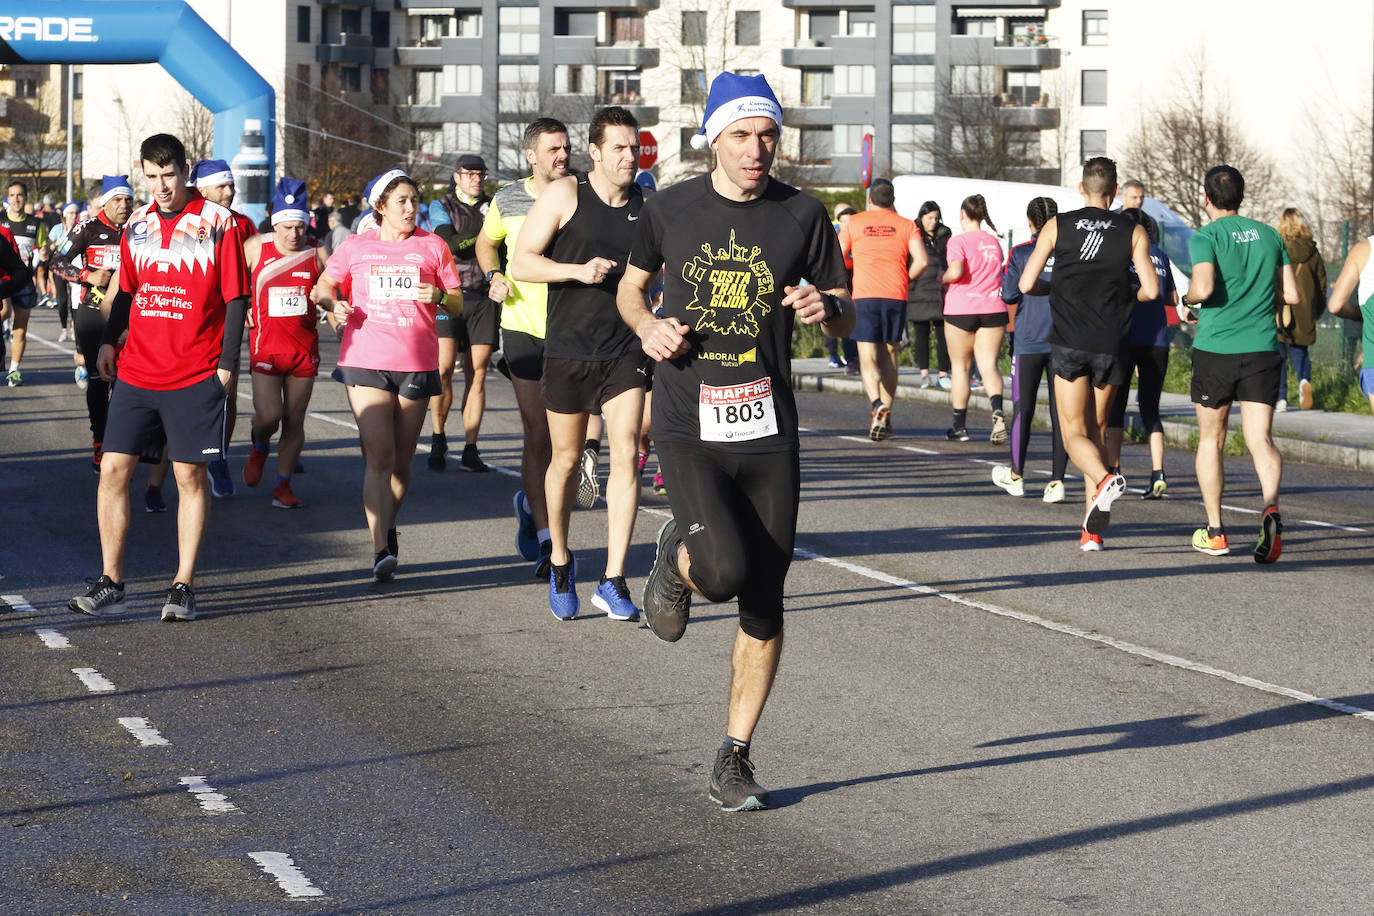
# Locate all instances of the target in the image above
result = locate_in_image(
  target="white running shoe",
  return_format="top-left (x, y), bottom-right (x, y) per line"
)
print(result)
top-left (991, 465), bottom-right (1024, 497)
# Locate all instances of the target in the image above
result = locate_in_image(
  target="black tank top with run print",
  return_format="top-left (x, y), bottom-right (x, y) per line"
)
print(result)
top-left (545, 175), bottom-right (643, 361)
top-left (1048, 206), bottom-right (1135, 354)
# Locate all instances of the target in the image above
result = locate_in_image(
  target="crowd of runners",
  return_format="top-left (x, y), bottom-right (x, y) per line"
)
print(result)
top-left (3, 68), bottom-right (1370, 814)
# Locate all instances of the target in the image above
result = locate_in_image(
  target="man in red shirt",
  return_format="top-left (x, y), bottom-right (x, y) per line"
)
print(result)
top-left (68, 134), bottom-right (251, 623)
top-left (839, 177), bottom-right (927, 440)
top-left (190, 158), bottom-right (260, 498)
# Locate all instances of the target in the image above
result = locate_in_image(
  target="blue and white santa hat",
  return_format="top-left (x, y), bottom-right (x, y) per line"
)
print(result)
top-left (364, 168), bottom-right (410, 210)
top-left (99, 174), bottom-right (133, 205)
top-left (189, 158), bottom-right (234, 188)
top-left (270, 177), bottom-right (310, 226)
top-left (689, 72), bottom-right (783, 151)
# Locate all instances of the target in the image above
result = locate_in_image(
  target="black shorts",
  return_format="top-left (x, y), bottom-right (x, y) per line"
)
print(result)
top-left (657, 440), bottom-right (800, 641)
top-left (334, 365), bottom-right (442, 399)
top-left (1191, 348), bottom-right (1282, 407)
top-left (852, 297), bottom-right (908, 343)
top-left (944, 312), bottom-right (1008, 333)
top-left (502, 329), bottom-right (545, 381)
top-left (104, 373), bottom-right (227, 464)
top-left (542, 351), bottom-right (647, 415)
top-left (10, 285), bottom-right (36, 310)
top-left (1052, 343), bottom-right (1129, 387)
top-left (459, 294), bottom-right (500, 349)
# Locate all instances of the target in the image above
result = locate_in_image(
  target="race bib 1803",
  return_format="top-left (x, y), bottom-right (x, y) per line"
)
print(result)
top-left (268, 286), bottom-right (309, 318)
top-left (698, 378), bottom-right (777, 442)
top-left (368, 264), bottom-right (420, 302)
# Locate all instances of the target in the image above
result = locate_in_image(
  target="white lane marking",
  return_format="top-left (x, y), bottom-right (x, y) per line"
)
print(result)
top-left (34, 628), bottom-right (72, 649)
top-left (248, 851), bottom-right (326, 898)
top-left (117, 717), bottom-right (170, 747)
top-left (72, 667), bottom-right (116, 693)
top-left (793, 547), bottom-right (1374, 724)
top-left (3, 593), bottom-right (37, 613)
top-left (179, 776), bottom-right (240, 814)
top-left (27, 333), bottom-right (73, 354)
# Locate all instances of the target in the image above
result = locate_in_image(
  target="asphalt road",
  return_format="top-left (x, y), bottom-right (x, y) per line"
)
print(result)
top-left (3, 313), bottom-right (1373, 915)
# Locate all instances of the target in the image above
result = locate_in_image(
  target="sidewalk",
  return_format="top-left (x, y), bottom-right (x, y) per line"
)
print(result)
top-left (791, 357), bottom-right (1374, 474)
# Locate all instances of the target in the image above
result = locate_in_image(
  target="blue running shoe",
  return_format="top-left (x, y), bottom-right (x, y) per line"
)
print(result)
top-left (592, 575), bottom-right (640, 621)
top-left (208, 458), bottom-right (234, 498)
top-left (549, 554), bottom-right (579, 621)
top-left (513, 490), bottom-right (539, 561)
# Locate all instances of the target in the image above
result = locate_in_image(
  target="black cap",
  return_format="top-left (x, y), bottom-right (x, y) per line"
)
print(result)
top-left (456, 154), bottom-right (487, 172)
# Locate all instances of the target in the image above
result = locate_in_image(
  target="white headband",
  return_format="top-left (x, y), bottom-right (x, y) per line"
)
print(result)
top-left (367, 169), bottom-right (409, 209)
top-left (100, 186), bottom-right (133, 206)
top-left (193, 169), bottom-right (234, 188)
top-left (692, 96), bottom-right (784, 150)
top-left (271, 207), bottom-right (310, 226)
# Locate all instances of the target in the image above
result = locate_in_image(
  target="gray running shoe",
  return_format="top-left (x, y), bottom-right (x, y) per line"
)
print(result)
top-left (576, 446), bottom-right (599, 508)
top-left (68, 575), bottom-right (127, 618)
top-left (990, 410), bottom-right (1008, 445)
top-left (710, 747), bottom-right (769, 812)
top-left (642, 518), bottom-right (691, 642)
top-left (160, 582), bottom-right (197, 621)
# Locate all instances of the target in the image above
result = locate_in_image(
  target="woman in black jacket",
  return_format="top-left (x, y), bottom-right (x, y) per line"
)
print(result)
top-left (907, 200), bottom-right (951, 388)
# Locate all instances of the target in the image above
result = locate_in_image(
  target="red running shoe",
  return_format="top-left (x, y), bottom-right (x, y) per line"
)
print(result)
top-left (272, 479), bottom-right (304, 509)
top-left (243, 447), bottom-right (269, 487)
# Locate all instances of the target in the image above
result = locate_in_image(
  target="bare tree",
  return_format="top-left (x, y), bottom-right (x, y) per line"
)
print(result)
top-left (172, 88), bottom-right (215, 166)
top-left (284, 66), bottom-right (404, 200)
top-left (1121, 52), bottom-right (1285, 227)
top-left (1300, 90), bottom-right (1373, 253)
top-left (2, 93), bottom-right (60, 193)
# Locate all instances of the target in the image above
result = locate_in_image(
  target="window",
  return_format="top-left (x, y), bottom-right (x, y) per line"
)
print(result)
top-left (296, 5), bottom-right (310, 43)
top-left (735, 11), bottom-right (760, 46)
top-left (1008, 132), bottom-right (1040, 165)
top-left (455, 122), bottom-right (481, 154)
top-left (498, 122), bottom-right (527, 172)
top-left (371, 11), bottom-right (390, 48)
top-left (801, 69), bottom-right (833, 106)
top-left (340, 7), bottom-right (362, 34)
top-left (797, 127), bottom-right (833, 163)
top-left (371, 69), bottom-right (390, 106)
top-left (1083, 10), bottom-right (1107, 46)
top-left (455, 11), bottom-right (482, 37)
top-left (892, 5), bottom-right (935, 55)
top-left (834, 65), bottom-right (875, 97)
top-left (610, 12), bottom-right (643, 45)
top-left (600, 69), bottom-right (642, 105)
top-left (415, 127), bottom-right (444, 157)
top-left (680, 126), bottom-right (709, 158)
top-left (833, 124), bottom-right (873, 156)
top-left (891, 65), bottom-right (934, 114)
top-left (72, 70), bottom-right (83, 100)
top-left (294, 63), bottom-right (311, 103)
top-left (1004, 70), bottom-right (1040, 106)
top-left (452, 64), bottom-right (481, 95)
top-left (958, 17), bottom-right (996, 37)
top-left (412, 14), bottom-right (449, 46)
top-left (1007, 18), bottom-right (1044, 46)
top-left (951, 65), bottom-right (993, 96)
top-left (808, 11), bottom-right (839, 41)
top-left (554, 65), bottom-right (592, 95)
top-left (681, 69), bottom-right (707, 104)
top-left (554, 10), bottom-right (597, 36)
top-left (682, 11), bottom-right (706, 45)
top-left (497, 64), bottom-right (539, 111)
top-left (320, 7), bottom-right (335, 42)
top-left (339, 65), bottom-right (361, 93)
top-left (499, 7), bottom-right (539, 55)
top-left (15, 77), bottom-right (37, 99)
top-left (1081, 70), bottom-right (1107, 106)
top-left (412, 69), bottom-right (442, 106)
top-left (891, 124), bottom-right (933, 173)
top-left (847, 11), bottom-right (875, 37)
top-left (1081, 130), bottom-right (1107, 161)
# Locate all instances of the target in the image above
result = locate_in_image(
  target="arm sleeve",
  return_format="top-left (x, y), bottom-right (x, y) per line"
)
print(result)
top-left (220, 295), bottom-right (248, 371)
top-left (806, 206), bottom-right (851, 292)
top-left (434, 239), bottom-right (463, 290)
top-left (49, 221), bottom-right (88, 284)
top-left (428, 199), bottom-right (452, 230)
top-left (101, 289), bottom-right (132, 347)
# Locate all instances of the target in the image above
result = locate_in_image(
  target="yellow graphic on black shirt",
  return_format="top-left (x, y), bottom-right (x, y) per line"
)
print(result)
top-left (682, 230), bottom-right (774, 338)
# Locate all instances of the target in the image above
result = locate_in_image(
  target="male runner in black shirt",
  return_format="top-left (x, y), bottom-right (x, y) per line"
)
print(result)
top-left (618, 73), bottom-right (852, 811)
top-left (1019, 157), bottom-right (1157, 550)
top-left (3, 180), bottom-right (49, 386)
top-left (512, 107), bottom-right (646, 623)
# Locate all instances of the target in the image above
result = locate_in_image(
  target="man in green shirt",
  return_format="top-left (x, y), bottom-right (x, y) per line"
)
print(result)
top-left (1182, 165), bottom-right (1298, 563)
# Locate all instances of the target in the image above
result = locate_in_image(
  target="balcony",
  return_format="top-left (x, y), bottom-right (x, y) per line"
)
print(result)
top-left (394, 35), bottom-right (482, 67)
top-left (948, 34), bottom-right (1059, 68)
top-left (781, 33), bottom-right (874, 68)
top-left (596, 44), bottom-right (659, 68)
top-left (783, 106), bottom-right (835, 128)
top-left (994, 103), bottom-right (1059, 130)
top-left (316, 32), bottom-right (374, 65)
top-left (593, 97), bottom-right (658, 125)
top-left (781, 44), bottom-right (833, 68)
top-left (550, 0), bottom-right (659, 7)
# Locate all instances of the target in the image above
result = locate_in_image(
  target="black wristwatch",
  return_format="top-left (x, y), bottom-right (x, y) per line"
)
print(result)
top-left (820, 293), bottom-right (842, 322)
top-left (485, 269), bottom-right (499, 283)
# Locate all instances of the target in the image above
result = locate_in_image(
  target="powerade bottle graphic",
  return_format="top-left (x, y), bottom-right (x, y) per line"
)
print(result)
top-left (231, 118), bottom-right (269, 222)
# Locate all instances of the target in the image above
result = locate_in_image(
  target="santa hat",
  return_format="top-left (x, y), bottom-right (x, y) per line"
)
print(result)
top-left (99, 174), bottom-right (133, 205)
top-left (689, 72), bottom-right (783, 151)
top-left (62, 201), bottom-right (79, 214)
top-left (364, 168), bottom-right (410, 210)
top-left (189, 158), bottom-right (234, 188)
top-left (270, 177), bottom-right (310, 226)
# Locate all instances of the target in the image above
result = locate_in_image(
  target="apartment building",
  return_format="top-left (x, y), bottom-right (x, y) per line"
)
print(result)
top-left (0, 63), bottom-right (84, 189)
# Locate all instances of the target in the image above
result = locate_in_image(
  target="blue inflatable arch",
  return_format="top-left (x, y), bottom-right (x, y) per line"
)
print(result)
top-left (0, 1), bottom-right (275, 221)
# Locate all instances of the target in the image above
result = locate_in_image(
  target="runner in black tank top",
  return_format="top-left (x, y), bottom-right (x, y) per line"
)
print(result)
top-left (510, 107), bottom-right (649, 623)
top-left (1018, 156), bottom-right (1158, 551)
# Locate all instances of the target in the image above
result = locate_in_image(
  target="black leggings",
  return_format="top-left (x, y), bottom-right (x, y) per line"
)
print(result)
top-left (908, 319), bottom-right (951, 373)
top-left (1108, 345), bottom-right (1169, 435)
top-left (55, 278), bottom-right (72, 329)
top-left (657, 441), bottom-right (799, 641)
top-left (74, 304), bottom-right (111, 441)
top-left (1009, 353), bottom-right (1068, 480)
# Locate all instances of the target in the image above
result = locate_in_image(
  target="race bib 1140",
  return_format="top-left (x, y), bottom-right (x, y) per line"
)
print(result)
top-left (698, 378), bottom-right (777, 442)
top-left (368, 264), bottom-right (420, 302)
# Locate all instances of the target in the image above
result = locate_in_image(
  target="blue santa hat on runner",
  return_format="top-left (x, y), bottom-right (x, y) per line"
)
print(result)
top-left (689, 72), bottom-right (784, 151)
top-left (270, 177), bottom-right (310, 226)
top-left (364, 168), bottom-right (410, 210)
top-left (189, 158), bottom-right (234, 188)
top-left (98, 174), bottom-right (133, 205)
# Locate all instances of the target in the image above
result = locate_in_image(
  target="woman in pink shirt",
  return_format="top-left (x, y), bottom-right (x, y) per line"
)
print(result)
top-left (941, 194), bottom-right (1007, 443)
top-left (314, 169), bottom-right (463, 581)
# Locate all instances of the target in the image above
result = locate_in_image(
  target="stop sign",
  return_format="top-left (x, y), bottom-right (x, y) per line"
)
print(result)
top-left (638, 130), bottom-right (658, 170)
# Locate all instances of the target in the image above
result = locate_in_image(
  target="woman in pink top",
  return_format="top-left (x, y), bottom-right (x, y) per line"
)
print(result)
top-left (941, 194), bottom-right (1007, 443)
top-left (314, 169), bottom-right (463, 581)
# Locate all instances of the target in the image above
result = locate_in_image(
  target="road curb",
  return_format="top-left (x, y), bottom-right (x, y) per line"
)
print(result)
top-left (791, 372), bottom-right (1374, 473)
